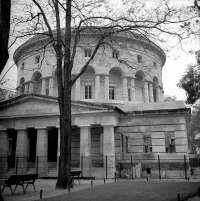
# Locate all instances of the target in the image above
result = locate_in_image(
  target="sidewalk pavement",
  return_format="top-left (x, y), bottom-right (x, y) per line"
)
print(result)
top-left (1, 178), bottom-right (200, 201)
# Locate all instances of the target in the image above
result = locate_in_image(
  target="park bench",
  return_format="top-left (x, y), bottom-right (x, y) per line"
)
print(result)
top-left (1, 173), bottom-right (39, 195)
top-left (71, 171), bottom-right (81, 184)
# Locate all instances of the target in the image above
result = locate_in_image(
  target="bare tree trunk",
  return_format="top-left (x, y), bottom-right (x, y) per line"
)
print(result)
top-left (0, 0), bottom-right (11, 74)
top-left (56, 0), bottom-right (72, 189)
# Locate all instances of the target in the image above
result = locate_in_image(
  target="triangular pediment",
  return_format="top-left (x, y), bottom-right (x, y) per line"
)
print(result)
top-left (0, 94), bottom-right (117, 117)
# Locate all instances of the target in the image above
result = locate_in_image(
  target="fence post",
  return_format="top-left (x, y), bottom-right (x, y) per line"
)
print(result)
top-left (131, 155), bottom-right (133, 180)
top-left (81, 155), bottom-right (83, 177)
top-left (106, 155), bottom-right (107, 180)
top-left (158, 155), bottom-right (161, 180)
top-left (36, 156), bottom-right (38, 173)
top-left (177, 194), bottom-right (180, 201)
top-left (184, 155), bottom-right (187, 180)
top-left (16, 156), bottom-right (18, 175)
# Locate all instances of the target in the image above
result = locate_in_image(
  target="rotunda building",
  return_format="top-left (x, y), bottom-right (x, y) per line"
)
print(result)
top-left (0, 29), bottom-right (190, 179)
top-left (14, 30), bottom-right (165, 104)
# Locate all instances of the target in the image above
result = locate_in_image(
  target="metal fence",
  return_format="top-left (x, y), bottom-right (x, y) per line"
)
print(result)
top-left (0, 155), bottom-right (189, 180)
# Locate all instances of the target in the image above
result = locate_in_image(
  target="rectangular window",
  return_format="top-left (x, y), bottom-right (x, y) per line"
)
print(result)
top-left (35, 55), bottom-right (40, 64)
top-left (84, 49), bottom-right (92, 57)
top-left (100, 134), bottom-right (104, 154)
top-left (153, 61), bottom-right (157, 68)
top-left (109, 86), bottom-right (115, 100)
top-left (46, 78), bottom-right (49, 96)
top-left (21, 62), bottom-right (25, 70)
top-left (128, 88), bottom-right (131, 101)
top-left (121, 135), bottom-right (130, 153)
top-left (137, 55), bottom-right (142, 63)
top-left (165, 131), bottom-right (176, 153)
top-left (143, 134), bottom-right (152, 153)
top-left (112, 50), bottom-right (119, 59)
top-left (85, 85), bottom-right (92, 99)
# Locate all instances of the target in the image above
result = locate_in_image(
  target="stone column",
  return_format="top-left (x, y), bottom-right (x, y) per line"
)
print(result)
top-left (29, 81), bottom-right (34, 93)
top-left (16, 128), bottom-right (28, 174)
top-left (36, 128), bottom-right (48, 177)
top-left (95, 74), bottom-right (100, 100)
top-left (144, 81), bottom-right (149, 103)
top-left (24, 82), bottom-right (29, 94)
top-left (130, 78), bottom-right (135, 102)
top-left (123, 77), bottom-right (128, 101)
top-left (104, 75), bottom-right (109, 100)
top-left (80, 125), bottom-right (91, 177)
top-left (75, 77), bottom-right (81, 100)
top-left (57, 128), bottom-right (60, 171)
top-left (49, 77), bottom-right (54, 96)
top-left (156, 86), bottom-right (161, 102)
top-left (41, 77), bottom-right (47, 95)
top-left (149, 82), bottom-right (154, 103)
top-left (103, 124), bottom-right (115, 179)
top-left (160, 88), bottom-right (164, 102)
top-left (0, 130), bottom-right (8, 178)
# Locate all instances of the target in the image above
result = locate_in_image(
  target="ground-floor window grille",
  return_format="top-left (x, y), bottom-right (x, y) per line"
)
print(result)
top-left (165, 131), bottom-right (176, 153)
top-left (143, 134), bottom-right (152, 153)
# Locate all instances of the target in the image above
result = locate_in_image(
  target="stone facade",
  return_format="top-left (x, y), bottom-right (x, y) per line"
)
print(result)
top-left (0, 29), bottom-right (190, 179)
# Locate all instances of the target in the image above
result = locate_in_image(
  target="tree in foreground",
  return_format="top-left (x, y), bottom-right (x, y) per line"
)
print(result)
top-left (10, 0), bottom-right (193, 188)
top-left (189, 103), bottom-right (200, 153)
top-left (0, 1), bottom-right (11, 200)
top-left (0, 0), bottom-right (11, 73)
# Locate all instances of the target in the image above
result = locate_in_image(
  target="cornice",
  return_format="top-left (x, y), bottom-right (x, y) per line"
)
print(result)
top-left (13, 27), bottom-right (166, 67)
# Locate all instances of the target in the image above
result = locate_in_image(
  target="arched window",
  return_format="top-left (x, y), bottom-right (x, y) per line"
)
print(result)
top-left (135, 70), bottom-right (145, 103)
top-left (109, 67), bottom-right (123, 100)
top-left (80, 66), bottom-right (95, 99)
top-left (19, 77), bottom-right (25, 95)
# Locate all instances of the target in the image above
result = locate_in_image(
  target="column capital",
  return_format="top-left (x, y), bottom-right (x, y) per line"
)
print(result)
top-left (40, 76), bottom-right (54, 80)
top-left (15, 128), bottom-right (27, 131)
top-left (102, 123), bottom-right (116, 127)
top-left (40, 76), bottom-right (47, 80)
top-left (35, 127), bottom-right (47, 130)
top-left (78, 124), bottom-right (91, 128)
top-left (102, 74), bottom-right (110, 77)
top-left (24, 80), bottom-right (33, 84)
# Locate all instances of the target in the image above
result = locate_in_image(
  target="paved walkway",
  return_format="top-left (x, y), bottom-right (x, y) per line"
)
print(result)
top-left (1, 178), bottom-right (200, 201)
top-left (1, 179), bottom-right (114, 201)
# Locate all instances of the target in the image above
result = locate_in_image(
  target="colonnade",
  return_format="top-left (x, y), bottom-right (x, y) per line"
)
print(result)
top-left (0, 123), bottom-right (116, 178)
top-left (17, 74), bottom-right (163, 103)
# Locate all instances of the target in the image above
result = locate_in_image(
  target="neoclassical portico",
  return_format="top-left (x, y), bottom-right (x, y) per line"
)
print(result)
top-left (0, 94), bottom-right (121, 178)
